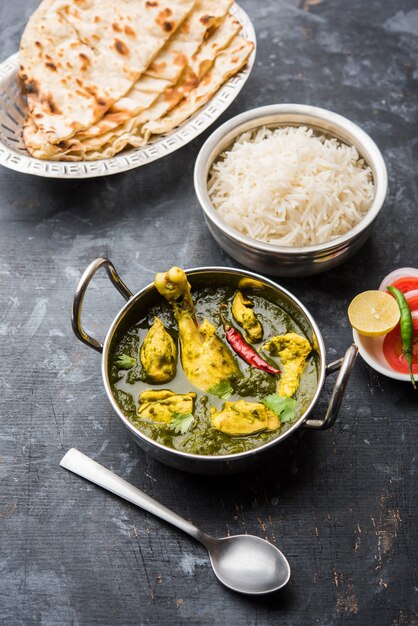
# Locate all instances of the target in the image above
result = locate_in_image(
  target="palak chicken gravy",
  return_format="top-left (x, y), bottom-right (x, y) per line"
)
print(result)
top-left (110, 268), bottom-right (319, 456)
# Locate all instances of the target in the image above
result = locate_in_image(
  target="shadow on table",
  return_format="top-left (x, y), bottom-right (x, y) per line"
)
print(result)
top-left (184, 427), bottom-right (321, 497)
top-left (224, 583), bottom-right (295, 611)
top-left (8, 144), bottom-right (196, 223)
top-left (132, 422), bottom-right (325, 516)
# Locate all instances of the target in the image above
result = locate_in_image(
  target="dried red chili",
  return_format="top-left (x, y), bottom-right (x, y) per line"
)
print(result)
top-left (220, 309), bottom-right (280, 375)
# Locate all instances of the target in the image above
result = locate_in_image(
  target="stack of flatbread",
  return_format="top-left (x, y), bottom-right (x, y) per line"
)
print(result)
top-left (19, 0), bottom-right (254, 161)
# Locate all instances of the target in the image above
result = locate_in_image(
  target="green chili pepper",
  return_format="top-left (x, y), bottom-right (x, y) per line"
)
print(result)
top-left (387, 286), bottom-right (416, 389)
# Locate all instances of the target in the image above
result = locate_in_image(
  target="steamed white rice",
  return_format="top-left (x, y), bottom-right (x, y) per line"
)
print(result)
top-left (207, 126), bottom-right (375, 247)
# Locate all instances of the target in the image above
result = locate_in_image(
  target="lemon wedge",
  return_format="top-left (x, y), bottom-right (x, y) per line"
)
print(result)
top-left (348, 290), bottom-right (400, 337)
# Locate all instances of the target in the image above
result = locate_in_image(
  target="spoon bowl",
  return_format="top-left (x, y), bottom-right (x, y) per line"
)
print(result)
top-left (206, 535), bottom-right (290, 595)
top-left (60, 448), bottom-right (291, 595)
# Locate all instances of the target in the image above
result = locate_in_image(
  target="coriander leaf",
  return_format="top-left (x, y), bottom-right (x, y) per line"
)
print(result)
top-left (208, 380), bottom-right (233, 400)
top-left (170, 412), bottom-right (194, 435)
top-left (262, 394), bottom-right (287, 414)
top-left (262, 394), bottom-right (297, 423)
top-left (115, 354), bottom-right (136, 370)
top-left (280, 397), bottom-right (297, 422)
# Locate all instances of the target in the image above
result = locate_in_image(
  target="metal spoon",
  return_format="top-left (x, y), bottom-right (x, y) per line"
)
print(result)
top-left (60, 449), bottom-right (291, 595)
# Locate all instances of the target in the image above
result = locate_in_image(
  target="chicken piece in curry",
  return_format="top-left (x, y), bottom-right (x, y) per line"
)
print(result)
top-left (140, 317), bottom-right (177, 383)
top-left (263, 333), bottom-right (312, 397)
top-left (154, 267), bottom-right (239, 392)
top-left (210, 400), bottom-right (280, 436)
top-left (138, 389), bottom-right (196, 423)
top-left (231, 290), bottom-right (263, 343)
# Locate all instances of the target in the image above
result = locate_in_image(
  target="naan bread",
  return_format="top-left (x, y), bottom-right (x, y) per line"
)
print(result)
top-left (23, 0), bottom-right (233, 157)
top-left (20, 0), bottom-right (196, 145)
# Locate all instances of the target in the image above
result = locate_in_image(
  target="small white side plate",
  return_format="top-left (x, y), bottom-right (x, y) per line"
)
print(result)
top-left (353, 329), bottom-right (410, 382)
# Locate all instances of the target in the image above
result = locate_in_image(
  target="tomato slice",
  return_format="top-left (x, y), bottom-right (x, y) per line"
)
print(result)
top-left (406, 295), bottom-right (418, 313)
top-left (383, 318), bottom-right (418, 374)
top-left (390, 277), bottom-right (418, 294)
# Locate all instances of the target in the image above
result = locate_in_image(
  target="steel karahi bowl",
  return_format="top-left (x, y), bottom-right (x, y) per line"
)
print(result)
top-left (72, 258), bottom-right (358, 475)
top-left (194, 104), bottom-right (388, 277)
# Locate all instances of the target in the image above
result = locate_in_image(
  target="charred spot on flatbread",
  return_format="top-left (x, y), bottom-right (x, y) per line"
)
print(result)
top-left (149, 61), bottom-right (167, 73)
top-left (200, 15), bottom-right (213, 25)
top-left (183, 73), bottom-right (199, 91)
top-left (41, 93), bottom-right (62, 114)
top-left (114, 39), bottom-right (130, 55)
top-left (181, 21), bottom-right (190, 34)
top-left (174, 53), bottom-right (187, 66)
top-left (78, 53), bottom-right (91, 70)
top-left (25, 79), bottom-right (39, 95)
top-left (84, 85), bottom-right (109, 110)
top-left (124, 25), bottom-right (136, 37)
top-left (156, 9), bottom-right (173, 31)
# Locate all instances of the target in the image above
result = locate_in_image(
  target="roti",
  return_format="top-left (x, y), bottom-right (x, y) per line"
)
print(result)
top-left (27, 14), bottom-right (248, 161)
top-left (20, 0), bottom-right (196, 145)
top-left (142, 35), bottom-right (254, 137)
top-left (23, 0), bottom-right (233, 157)
top-left (85, 34), bottom-right (254, 160)
top-left (20, 2), bottom-right (254, 162)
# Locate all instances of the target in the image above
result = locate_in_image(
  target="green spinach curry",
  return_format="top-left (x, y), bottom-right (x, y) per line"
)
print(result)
top-left (110, 268), bottom-right (319, 456)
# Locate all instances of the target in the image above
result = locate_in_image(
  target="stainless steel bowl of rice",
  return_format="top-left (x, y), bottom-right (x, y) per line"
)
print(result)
top-left (194, 104), bottom-right (387, 276)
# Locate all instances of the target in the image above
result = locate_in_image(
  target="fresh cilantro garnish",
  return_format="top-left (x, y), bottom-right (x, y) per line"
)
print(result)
top-left (115, 354), bottom-right (136, 370)
top-left (208, 380), bottom-right (233, 400)
top-left (262, 394), bottom-right (297, 423)
top-left (170, 412), bottom-right (194, 435)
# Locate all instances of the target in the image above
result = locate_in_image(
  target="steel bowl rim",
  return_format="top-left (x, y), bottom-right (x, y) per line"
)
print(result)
top-left (100, 265), bottom-right (327, 464)
top-left (194, 103), bottom-right (388, 256)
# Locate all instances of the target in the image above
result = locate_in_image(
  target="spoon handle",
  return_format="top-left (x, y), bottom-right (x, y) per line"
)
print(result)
top-left (61, 448), bottom-right (206, 544)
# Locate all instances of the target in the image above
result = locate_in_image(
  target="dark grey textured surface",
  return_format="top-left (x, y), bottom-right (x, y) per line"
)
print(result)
top-left (1, 1), bottom-right (417, 624)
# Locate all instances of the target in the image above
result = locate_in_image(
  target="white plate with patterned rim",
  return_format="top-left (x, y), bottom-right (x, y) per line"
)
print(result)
top-left (0, 3), bottom-right (256, 179)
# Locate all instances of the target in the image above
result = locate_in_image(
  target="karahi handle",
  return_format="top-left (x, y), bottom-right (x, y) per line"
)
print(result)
top-left (71, 258), bottom-right (133, 353)
top-left (304, 343), bottom-right (358, 429)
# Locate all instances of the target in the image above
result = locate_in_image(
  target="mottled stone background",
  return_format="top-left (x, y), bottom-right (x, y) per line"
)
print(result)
top-left (0, 1), bottom-right (417, 624)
